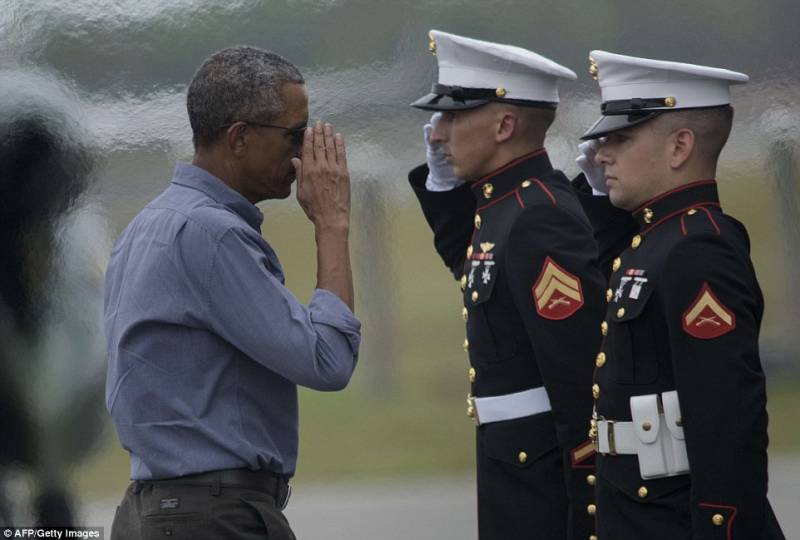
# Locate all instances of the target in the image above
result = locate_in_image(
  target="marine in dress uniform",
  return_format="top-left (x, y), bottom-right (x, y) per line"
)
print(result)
top-left (579, 51), bottom-right (785, 540)
top-left (408, 30), bottom-right (604, 540)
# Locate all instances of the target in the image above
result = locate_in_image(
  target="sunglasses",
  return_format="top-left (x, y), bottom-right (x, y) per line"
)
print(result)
top-left (220, 121), bottom-right (308, 147)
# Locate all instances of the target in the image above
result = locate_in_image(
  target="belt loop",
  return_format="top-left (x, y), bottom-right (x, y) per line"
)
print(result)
top-left (210, 471), bottom-right (221, 497)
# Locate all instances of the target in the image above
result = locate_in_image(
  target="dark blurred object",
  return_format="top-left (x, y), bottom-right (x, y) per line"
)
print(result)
top-left (0, 99), bottom-right (97, 527)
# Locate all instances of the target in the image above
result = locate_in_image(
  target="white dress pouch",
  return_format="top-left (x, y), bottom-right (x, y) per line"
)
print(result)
top-left (630, 394), bottom-right (667, 478)
top-left (661, 390), bottom-right (690, 475)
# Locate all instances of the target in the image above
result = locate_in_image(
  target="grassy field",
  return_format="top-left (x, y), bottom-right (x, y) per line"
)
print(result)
top-left (76, 189), bottom-right (800, 498)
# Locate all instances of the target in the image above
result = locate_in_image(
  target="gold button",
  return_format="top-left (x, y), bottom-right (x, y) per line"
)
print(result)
top-left (521, 180), bottom-right (532, 188)
top-left (590, 536), bottom-right (598, 540)
top-left (643, 208), bottom-right (654, 224)
top-left (467, 406), bottom-right (475, 418)
top-left (612, 257), bottom-right (621, 272)
top-left (471, 291), bottom-right (479, 303)
top-left (466, 245), bottom-right (474, 259)
top-left (642, 422), bottom-right (652, 431)
top-left (586, 474), bottom-right (596, 486)
top-left (518, 451), bottom-right (528, 463)
top-left (592, 384), bottom-right (600, 399)
top-left (606, 289), bottom-right (613, 302)
top-left (462, 307), bottom-right (469, 322)
top-left (468, 367), bottom-right (476, 383)
top-left (463, 338), bottom-right (469, 351)
top-left (596, 352), bottom-right (606, 368)
top-left (631, 234), bottom-right (642, 249)
top-left (676, 416), bottom-right (683, 427)
top-left (638, 486), bottom-right (648, 499)
top-left (474, 214), bottom-right (482, 229)
top-left (587, 504), bottom-right (596, 516)
top-left (617, 307), bottom-right (625, 318)
top-left (460, 275), bottom-right (467, 290)
top-left (712, 514), bottom-right (724, 526)
top-left (496, 87), bottom-right (507, 98)
top-left (601, 321), bottom-right (608, 336)
top-left (664, 96), bottom-right (677, 107)
top-left (483, 183), bottom-right (494, 199)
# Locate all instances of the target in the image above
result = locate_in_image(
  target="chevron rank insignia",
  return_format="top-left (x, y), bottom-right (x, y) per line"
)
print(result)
top-left (532, 257), bottom-right (584, 320)
top-left (682, 282), bottom-right (736, 339)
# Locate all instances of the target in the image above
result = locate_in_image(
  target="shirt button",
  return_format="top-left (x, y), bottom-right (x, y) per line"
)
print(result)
top-left (587, 504), bottom-right (597, 516)
top-left (643, 207), bottom-right (654, 223)
top-left (595, 352), bottom-right (606, 368)
top-left (466, 245), bottom-right (474, 259)
top-left (601, 321), bottom-right (608, 336)
top-left (631, 234), bottom-right (642, 249)
top-left (606, 289), bottom-right (613, 303)
top-left (521, 180), bottom-right (532, 188)
top-left (460, 275), bottom-right (467, 291)
top-left (617, 307), bottom-right (626, 318)
top-left (712, 514), bottom-right (725, 526)
top-left (638, 486), bottom-right (648, 499)
top-left (483, 183), bottom-right (494, 199)
top-left (586, 474), bottom-right (596, 486)
top-left (471, 291), bottom-right (479, 303)
top-left (474, 214), bottom-right (482, 229)
top-left (518, 451), bottom-right (528, 463)
top-left (592, 384), bottom-right (600, 399)
top-left (462, 307), bottom-right (468, 322)
top-left (468, 367), bottom-right (476, 383)
top-left (612, 257), bottom-right (621, 272)
top-left (463, 338), bottom-right (469, 351)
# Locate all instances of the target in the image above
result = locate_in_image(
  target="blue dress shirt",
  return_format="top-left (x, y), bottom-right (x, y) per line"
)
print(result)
top-left (104, 163), bottom-right (361, 480)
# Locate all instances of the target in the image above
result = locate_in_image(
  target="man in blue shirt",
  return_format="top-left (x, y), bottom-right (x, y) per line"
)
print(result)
top-left (106, 46), bottom-right (360, 540)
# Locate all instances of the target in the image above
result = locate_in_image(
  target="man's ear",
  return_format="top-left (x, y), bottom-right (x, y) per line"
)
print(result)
top-left (225, 122), bottom-right (249, 157)
top-left (669, 128), bottom-right (695, 170)
top-left (496, 112), bottom-right (517, 144)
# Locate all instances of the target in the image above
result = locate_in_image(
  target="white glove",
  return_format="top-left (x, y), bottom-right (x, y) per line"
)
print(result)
top-left (424, 113), bottom-right (464, 192)
top-left (575, 139), bottom-right (607, 196)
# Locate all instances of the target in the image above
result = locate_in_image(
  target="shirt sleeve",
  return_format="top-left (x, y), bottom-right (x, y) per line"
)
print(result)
top-left (504, 205), bottom-right (606, 538)
top-left (202, 225), bottom-right (360, 391)
top-left (661, 233), bottom-right (769, 538)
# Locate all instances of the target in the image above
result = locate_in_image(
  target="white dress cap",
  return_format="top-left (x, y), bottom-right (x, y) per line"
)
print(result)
top-left (412, 29), bottom-right (576, 111)
top-left (582, 50), bottom-right (749, 139)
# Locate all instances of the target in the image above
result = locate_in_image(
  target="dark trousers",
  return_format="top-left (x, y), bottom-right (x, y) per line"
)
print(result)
top-left (111, 469), bottom-right (295, 540)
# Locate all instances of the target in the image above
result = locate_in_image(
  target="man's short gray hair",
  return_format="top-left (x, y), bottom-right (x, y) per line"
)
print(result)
top-left (187, 46), bottom-right (305, 149)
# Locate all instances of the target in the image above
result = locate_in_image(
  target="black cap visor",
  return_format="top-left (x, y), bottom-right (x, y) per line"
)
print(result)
top-left (411, 92), bottom-right (490, 111)
top-left (581, 111), bottom-right (662, 140)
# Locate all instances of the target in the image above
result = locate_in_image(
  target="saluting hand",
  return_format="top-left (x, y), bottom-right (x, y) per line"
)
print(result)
top-left (293, 122), bottom-right (351, 231)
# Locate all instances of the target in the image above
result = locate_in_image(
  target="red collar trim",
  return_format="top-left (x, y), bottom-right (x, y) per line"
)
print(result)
top-left (632, 179), bottom-right (717, 216)
top-left (472, 148), bottom-right (547, 188)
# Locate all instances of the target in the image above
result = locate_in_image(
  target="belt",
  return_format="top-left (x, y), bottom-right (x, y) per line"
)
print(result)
top-left (468, 386), bottom-right (552, 426)
top-left (596, 419), bottom-right (639, 455)
top-left (139, 468), bottom-right (292, 509)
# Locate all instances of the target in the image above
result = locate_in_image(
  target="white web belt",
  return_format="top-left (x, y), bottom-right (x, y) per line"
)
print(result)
top-left (470, 386), bottom-right (552, 426)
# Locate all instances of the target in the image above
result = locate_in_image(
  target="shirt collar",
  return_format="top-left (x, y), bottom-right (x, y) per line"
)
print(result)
top-left (470, 149), bottom-right (553, 200)
top-left (632, 179), bottom-right (720, 232)
top-left (172, 162), bottom-right (264, 231)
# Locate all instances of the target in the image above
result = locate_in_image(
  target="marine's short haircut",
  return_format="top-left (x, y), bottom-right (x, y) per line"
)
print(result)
top-left (655, 105), bottom-right (734, 165)
top-left (187, 46), bottom-right (305, 149)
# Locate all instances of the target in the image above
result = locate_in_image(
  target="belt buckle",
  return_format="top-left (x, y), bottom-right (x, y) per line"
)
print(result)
top-left (467, 394), bottom-right (481, 426)
top-left (607, 420), bottom-right (617, 456)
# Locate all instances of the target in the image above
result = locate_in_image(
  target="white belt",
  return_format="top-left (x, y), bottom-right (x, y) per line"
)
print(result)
top-left (469, 386), bottom-right (551, 426)
top-left (595, 391), bottom-right (690, 479)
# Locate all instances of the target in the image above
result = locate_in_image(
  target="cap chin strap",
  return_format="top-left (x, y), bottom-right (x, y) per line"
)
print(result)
top-left (432, 83), bottom-right (557, 109)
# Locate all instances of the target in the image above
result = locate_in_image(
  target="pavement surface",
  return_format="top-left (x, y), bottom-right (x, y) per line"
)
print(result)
top-left (83, 454), bottom-right (799, 539)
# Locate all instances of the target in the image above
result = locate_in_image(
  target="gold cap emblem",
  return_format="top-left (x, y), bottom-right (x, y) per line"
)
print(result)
top-left (495, 87), bottom-right (507, 98)
top-left (589, 56), bottom-right (599, 80)
top-left (664, 96), bottom-right (677, 107)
